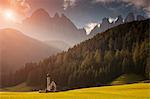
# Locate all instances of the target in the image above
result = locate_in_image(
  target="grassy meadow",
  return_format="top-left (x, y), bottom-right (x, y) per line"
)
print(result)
top-left (0, 83), bottom-right (150, 99)
top-left (111, 74), bottom-right (146, 85)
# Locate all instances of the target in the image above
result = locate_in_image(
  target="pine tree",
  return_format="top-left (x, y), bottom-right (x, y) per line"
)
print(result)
top-left (94, 49), bottom-right (102, 64)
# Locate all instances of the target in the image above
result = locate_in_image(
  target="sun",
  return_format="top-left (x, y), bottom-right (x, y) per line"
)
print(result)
top-left (4, 9), bottom-right (15, 21)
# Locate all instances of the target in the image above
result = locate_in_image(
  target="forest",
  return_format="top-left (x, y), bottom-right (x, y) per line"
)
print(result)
top-left (1, 19), bottom-right (150, 90)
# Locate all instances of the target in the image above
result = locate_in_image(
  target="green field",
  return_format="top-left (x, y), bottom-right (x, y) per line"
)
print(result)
top-left (0, 83), bottom-right (150, 99)
top-left (0, 83), bottom-right (32, 92)
top-left (111, 74), bottom-right (146, 85)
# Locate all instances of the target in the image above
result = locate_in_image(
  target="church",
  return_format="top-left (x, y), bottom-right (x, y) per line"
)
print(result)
top-left (47, 74), bottom-right (57, 92)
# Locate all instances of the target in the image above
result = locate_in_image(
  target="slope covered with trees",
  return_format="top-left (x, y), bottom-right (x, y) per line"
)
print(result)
top-left (1, 19), bottom-right (149, 90)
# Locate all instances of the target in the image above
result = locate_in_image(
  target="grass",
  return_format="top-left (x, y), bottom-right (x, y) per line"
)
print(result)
top-left (0, 83), bottom-right (150, 99)
top-left (111, 74), bottom-right (146, 85)
top-left (0, 83), bottom-right (32, 92)
top-left (0, 74), bottom-right (144, 92)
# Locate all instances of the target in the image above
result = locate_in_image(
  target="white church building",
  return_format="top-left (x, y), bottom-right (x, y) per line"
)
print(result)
top-left (47, 74), bottom-right (57, 92)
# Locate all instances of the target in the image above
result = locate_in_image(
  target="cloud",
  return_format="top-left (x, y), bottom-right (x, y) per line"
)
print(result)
top-left (0, 0), bottom-right (31, 16)
top-left (10, 0), bottom-right (31, 15)
top-left (63, 0), bottom-right (76, 10)
top-left (84, 22), bottom-right (98, 35)
top-left (94, 0), bottom-right (150, 8)
top-left (94, 0), bottom-right (149, 7)
top-left (93, 0), bottom-right (150, 16)
top-left (122, 0), bottom-right (149, 8)
top-left (94, 0), bottom-right (114, 3)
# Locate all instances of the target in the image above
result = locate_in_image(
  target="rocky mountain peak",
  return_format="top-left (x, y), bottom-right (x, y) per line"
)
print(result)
top-left (137, 15), bottom-right (145, 21)
top-left (124, 12), bottom-right (135, 23)
top-left (23, 8), bottom-right (51, 25)
top-left (101, 17), bottom-right (110, 30)
top-left (32, 8), bottom-right (50, 19)
top-left (54, 13), bottom-right (60, 19)
top-left (102, 18), bottom-right (110, 24)
top-left (115, 15), bottom-right (123, 25)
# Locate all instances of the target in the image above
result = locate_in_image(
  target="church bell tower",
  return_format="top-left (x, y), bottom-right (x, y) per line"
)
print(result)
top-left (47, 74), bottom-right (51, 91)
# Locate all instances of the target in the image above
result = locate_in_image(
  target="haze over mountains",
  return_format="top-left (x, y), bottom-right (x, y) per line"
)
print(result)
top-left (0, 29), bottom-right (60, 74)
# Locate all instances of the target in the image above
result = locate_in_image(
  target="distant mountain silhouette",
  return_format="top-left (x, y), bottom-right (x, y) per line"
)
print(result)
top-left (89, 16), bottom-right (123, 38)
top-left (23, 8), bottom-right (87, 46)
top-left (89, 13), bottom-right (146, 38)
top-left (124, 13), bottom-right (135, 23)
top-left (0, 28), bottom-right (60, 74)
top-left (114, 15), bottom-right (123, 26)
top-left (137, 15), bottom-right (146, 21)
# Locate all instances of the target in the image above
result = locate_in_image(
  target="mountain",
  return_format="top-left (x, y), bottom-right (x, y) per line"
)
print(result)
top-left (4, 19), bottom-right (149, 89)
top-left (89, 17), bottom-right (110, 37)
top-left (22, 8), bottom-right (87, 46)
top-left (89, 16), bottom-right (123, 38)
top-left (137, 15), bottom-right (145, 21)
top-left (89, 13), bottom-right (146, 38)
top-left (44, 40), bottom-right (70, 51)
top-left (0, 28), bottom-right (60, 74)
top-left (114, 15), bottom-right (123, 26)
top-left (124, 12), bottom-right (135, 23)
top-left (88, 25), bottom-right (100, 37)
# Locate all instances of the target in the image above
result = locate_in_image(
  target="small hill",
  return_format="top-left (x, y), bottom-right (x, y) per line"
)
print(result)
top-left (111, 74), bottom-right (146, 85)
top-left (0, 28), bottom-right (60, 74)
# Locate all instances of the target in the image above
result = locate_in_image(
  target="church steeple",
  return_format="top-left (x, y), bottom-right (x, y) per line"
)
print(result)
top-left (47, 74), bottom-right (51, 91)
top-left (46, 74), bottom-right (57, 92)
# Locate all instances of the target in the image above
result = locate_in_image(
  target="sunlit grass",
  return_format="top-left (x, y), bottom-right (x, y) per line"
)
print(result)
top-left (111, 74), bottom-right (146, 85)
top-left (0, 83), bottom-right (150, 99)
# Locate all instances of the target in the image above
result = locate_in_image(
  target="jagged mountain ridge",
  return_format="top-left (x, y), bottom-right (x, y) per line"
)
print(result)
top-left (89, 13), bottom-right (146, 38)
top-left (23, 8), bottom-right (87, 46)
top-left (23, 10), bottom-right (147, 44)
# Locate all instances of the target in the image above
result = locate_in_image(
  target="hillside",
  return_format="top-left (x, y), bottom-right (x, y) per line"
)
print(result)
top-left (2, 19), bottom-right (149, 90)
top-left (0, 83), bottom-right (150, 99)
top-left (0, 28), bottom-right (60, 75)
top-left (111, 74), bottom-right (146, 85)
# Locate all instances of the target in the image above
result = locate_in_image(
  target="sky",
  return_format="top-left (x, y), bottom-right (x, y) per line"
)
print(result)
top-left (0, 0), bottom-right (150, 32)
